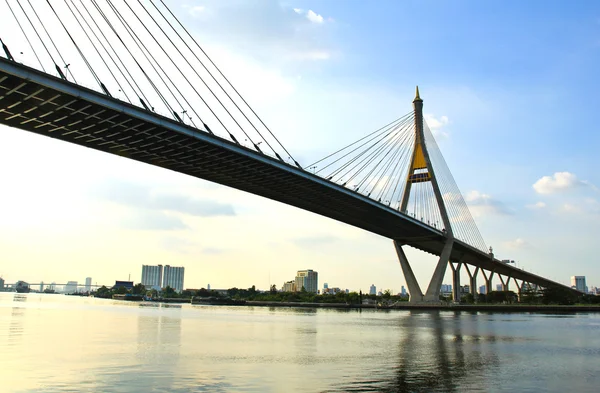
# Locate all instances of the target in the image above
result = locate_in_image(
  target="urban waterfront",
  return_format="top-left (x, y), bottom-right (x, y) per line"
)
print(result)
top-left (1, 293), bottom-right (599, 392)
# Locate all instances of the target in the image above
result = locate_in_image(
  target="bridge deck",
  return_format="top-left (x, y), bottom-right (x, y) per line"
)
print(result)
top-left (0, 59), bottom-right (572, 292)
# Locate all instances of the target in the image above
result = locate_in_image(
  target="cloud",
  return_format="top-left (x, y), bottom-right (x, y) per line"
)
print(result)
top-left (96, 179), bottom-right (236, 218)
top-left (306, 10), bottom-right (324, 24)
top-left (293, 8), bottom-right (327, 24)
top-left (291, 235), bottom-right (339, 248)
top-left (504, 238), bottom-right (529, 249)
top-left (291, 51), bottom-right (332, 61)
top-left (188, 5), bottom-right (206, 17)
top-left (533, 172), bottom-right (586, 194)
top-left (176, 2), bottom-right (335, 65)
top-left (465, 190), bottom-right (512, 216)
top-left (560, 198), bottom-right (600, 216)
top-left (201, 247), bottom-right (232, 255)
top-left (425, 114), bottom-right (450, 139)
top-left (121, 211), bottom-right (188, 231)
top-left (526, 201), bottom-right (546, 209)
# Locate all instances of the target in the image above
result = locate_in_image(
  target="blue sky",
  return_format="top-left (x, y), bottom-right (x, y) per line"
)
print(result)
top-left (0, 0), bottom-right (599, 292)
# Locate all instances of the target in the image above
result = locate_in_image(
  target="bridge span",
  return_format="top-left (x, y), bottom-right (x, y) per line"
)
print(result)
top-left (0, 58), bottom-right (575, 300)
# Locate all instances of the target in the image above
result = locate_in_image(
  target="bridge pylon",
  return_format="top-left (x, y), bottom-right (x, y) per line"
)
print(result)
top-left (395, 87), bottom-right (454, 303)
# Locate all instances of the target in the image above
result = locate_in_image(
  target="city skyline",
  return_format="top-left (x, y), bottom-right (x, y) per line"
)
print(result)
top-left (0, 1), bottom-right (599, 292)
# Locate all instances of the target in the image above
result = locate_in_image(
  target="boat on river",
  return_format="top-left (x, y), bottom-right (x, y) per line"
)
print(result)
top-left (15, 281), bottom-right (30, 293)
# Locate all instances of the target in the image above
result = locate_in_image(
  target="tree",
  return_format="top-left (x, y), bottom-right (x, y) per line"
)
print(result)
top-left (270, 284), bottom-right (277, 294)
top-left (540, 286), bottom-right (579, 305)
top-left (97, 285), bottom-right (110, 296)
top-left (461, 293), bottom-right (475, 304)
top-left (115, 285), bottom-right (129, 295)
top-left (163, 286), bottom-right (176, 297)
top-left (132, 283), bottom-right (146, 295)
top-left (382, 289), bottom-right (392, 300)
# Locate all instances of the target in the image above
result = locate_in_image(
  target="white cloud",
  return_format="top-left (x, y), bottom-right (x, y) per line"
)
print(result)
top-left (505, 238), bottom-right (529, 249)
top-left (188, 5), bottom-right (206, 17)
top-left (526, 201), bottom-right (546, 209)
top-left (291, 50), bottom-right (331, 61)
top-left (562, 203), bottom-right (581, 213)
top-left (425, 114), bottom-right (450, 139)
top-left (306, 10), bottom-right (325, 24)
top-left (465, 190), bottom-right (511, 216)
top-left (533, 172), bottom-right (585, 194)
top-left (293, 8), bottom-right (327, 24)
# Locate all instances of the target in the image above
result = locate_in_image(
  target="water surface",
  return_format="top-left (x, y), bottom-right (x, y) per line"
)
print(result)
top-left (1, 293), bottom-right (599, 392)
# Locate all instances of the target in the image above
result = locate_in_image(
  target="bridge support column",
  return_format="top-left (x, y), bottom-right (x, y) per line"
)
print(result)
top-left (513, 278), bottom-right (522, 301)
top-left (464, 264), bottom-right (479, 298)
top-left (393, 241), bottom-right (423, 303)
top-left (450, 262), bottom-right (462, 302)
top-left (499, 275), bottom-right (509, 292)
top-left (394, 239), bottom-right (453, 303)
top-left (424, 239), bottom-right (454, 302)
top-left (482, 270), bottom-right (494, 294)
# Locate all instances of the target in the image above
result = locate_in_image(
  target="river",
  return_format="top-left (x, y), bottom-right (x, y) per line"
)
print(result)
top-left (1, 293), bottom-right (599, 392)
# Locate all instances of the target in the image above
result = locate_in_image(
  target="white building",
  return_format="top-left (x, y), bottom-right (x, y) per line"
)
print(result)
top-left (571, 276), bottom-right (586, 293)
top-left (295, 269), bottom-right (318, 293)
top-left (85, 277), bottom-right (92, 292)
top-left (141, 264), bottom-right (163, 290)
top-left (65, 281), bottom-right (78, 294)
top-left (282, 281), bottom-right (295, 292)
top-left (369, 284), bottom-right (376, 295)
top-left (163, 265), bottom-right (185, 293)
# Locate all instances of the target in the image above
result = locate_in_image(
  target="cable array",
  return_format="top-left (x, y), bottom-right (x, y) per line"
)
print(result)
top-left (310, 113), bottom-right (489, 252)
top-left (0, 0), bottom-right (300, 167)
top-left (422, 121), bottom-right (488, 252)
top-left (309, 111), bottom-right (418, 206)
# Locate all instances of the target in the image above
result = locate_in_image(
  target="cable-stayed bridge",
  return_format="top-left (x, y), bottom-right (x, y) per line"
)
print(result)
top-left (0, 0), bottom-right (577, 302)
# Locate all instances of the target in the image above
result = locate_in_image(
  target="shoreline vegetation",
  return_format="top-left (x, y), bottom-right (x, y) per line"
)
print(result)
top-left (83, 283), bottom-right (600, 312)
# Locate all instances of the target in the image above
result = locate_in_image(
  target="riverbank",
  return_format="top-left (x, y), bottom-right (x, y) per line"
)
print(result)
top-left (245, 301), bottom-right (600, 312)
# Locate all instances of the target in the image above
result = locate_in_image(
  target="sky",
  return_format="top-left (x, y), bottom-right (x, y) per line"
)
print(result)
top-left (0, 0), bottom-right (599, 293)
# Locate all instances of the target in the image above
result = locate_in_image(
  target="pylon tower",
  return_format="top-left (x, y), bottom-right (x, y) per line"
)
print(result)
top-left (394, 87), bottom-right (454, 303)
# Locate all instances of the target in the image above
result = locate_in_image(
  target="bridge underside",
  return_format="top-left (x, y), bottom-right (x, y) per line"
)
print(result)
top-left (0, 59), bottom-right (574, 293)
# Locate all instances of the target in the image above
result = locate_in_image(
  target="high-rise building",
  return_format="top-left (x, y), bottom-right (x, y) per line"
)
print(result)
top-left (207, 284), bottom-right (211, 291)
top-left (163, 265), bottom-right (185, 293)
top-left (496, 284), bottom-right (503, 292)
top-left (401, 286), bottom-right (407, 296)
top-left (85, 277), bottom-right (92, 292)
top-left (141, 265), bottom-right (163, 290)
top-left (369, 284), bottom-right (376, 295)
top-left (479, 285), bottom-right (486, 294)
top-left (295, 269), bottom-right (318, 293)
top-left (65, 281), bottom-right (78, 294)
top-left (324, 283), bottom-right (329, 289)
top-left (571, 276), bottom-right (586, 292)
top-left (0, 277), bottom-right (4, 289)
top-left (440, 284), bottom-right (452, 294)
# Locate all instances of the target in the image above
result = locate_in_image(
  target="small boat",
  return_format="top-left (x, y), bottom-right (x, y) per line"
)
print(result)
top-left (15, 281), bottom-right (30, 293)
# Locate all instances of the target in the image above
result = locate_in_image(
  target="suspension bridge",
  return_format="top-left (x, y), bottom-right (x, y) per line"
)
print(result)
top-left (0, 0), bottom-right (577, 302)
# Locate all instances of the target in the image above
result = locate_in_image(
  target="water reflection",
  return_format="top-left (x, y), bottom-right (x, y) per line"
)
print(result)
top-left (333, 311), bottom-right (500, 392)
